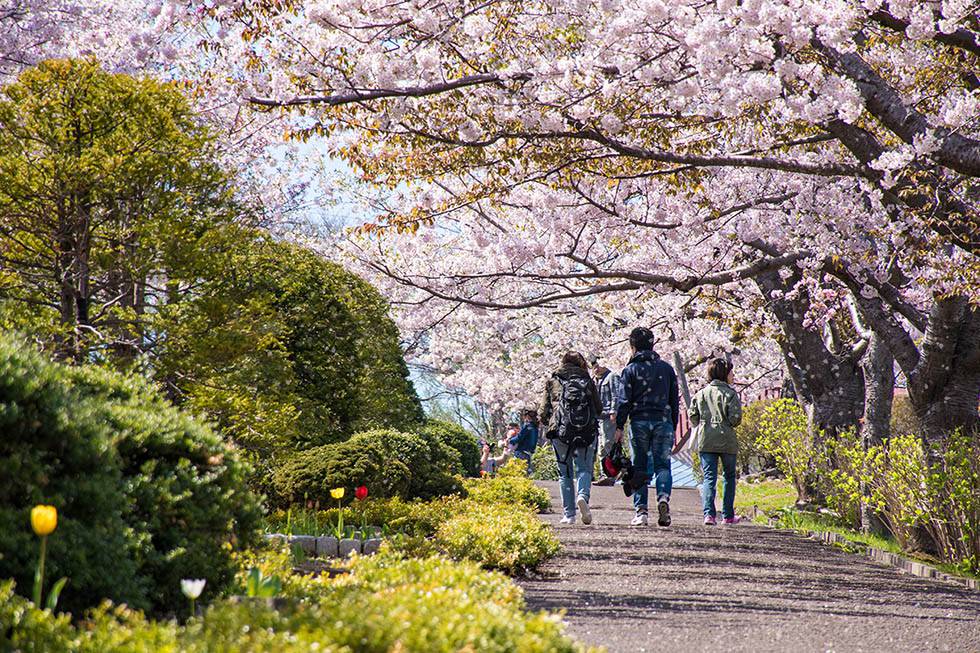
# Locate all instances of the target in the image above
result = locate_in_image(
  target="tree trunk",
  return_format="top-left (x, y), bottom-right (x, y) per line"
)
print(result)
top-left (755, 270), bottom-right (866, 504)
top-left (908, 299), bottom-right (980, 453)
top-left (860, 334), bottom-right (892, 536)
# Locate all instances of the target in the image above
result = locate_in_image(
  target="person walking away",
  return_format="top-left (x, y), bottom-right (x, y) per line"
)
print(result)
top-left (614, 327), bottom-right (680, 527)
top-left (591, 358), bottom-right (623, 486)
top-left (689, 358), bottom-right (743, 525)
top-left (510, 410), bottom-right (539, 474)
top-left (541, 351), bottom-right (602, 525)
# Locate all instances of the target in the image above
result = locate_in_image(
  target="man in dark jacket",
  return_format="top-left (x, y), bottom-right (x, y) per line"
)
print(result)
top-left (615, 327), bottom-right (679, 527)
top-left (541, 351), bottom-right (602, 525)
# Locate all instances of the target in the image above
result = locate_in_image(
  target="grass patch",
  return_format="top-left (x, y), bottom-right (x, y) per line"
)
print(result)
top-left (734, 478), bottom-right (797, 516)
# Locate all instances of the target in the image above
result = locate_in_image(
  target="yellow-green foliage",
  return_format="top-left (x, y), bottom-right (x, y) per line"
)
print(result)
top-left (824, 430), bottom-right (980, 574)
top-left (464, 459), bottom-right (552, 513)
top-left (753, 398), bottom-right (814, 499)
top-left (435, 503), bottom-right (561, 574)
top-left (0, 550), bottom-right (595, 653)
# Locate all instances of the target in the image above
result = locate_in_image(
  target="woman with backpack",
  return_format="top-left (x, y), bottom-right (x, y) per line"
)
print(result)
top-left (540, 351), bottom-right (602, 525)
top-left (688, 358), bottom-right (743, 526)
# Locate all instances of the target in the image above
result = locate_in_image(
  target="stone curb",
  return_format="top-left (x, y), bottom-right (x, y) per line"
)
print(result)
top-left (263, 533), bottom-right (384, 559)
top-left (766, 519), bottom-right (979, 591)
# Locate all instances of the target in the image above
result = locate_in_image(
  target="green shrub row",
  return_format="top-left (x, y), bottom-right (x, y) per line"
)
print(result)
top-left (269, 421), bottom-right (481, 507)
top-left (266, 460), bottom-right (556, 574)
top-left (1, 551), bottom-right (592, 653)
top-left (0, 335), bottom-right (261, 616)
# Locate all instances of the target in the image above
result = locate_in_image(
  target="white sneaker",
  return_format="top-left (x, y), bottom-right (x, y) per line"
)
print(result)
top-left (559, 515), bottom-right (574, 524)
top-left (577, 497), bottom-right (592, 525)
top-left (631, 512), bottom-right (648, 526)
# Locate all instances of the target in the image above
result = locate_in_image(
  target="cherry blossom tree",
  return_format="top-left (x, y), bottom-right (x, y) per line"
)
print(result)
top-left (185, 0), bottom-right (978, 451)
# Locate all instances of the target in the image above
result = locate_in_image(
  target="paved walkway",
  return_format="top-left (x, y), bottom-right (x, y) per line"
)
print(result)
top-left (521, 482), bottom-right (980, 653)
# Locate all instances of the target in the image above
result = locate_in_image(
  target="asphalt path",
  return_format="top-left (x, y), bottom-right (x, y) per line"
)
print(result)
top-left (521, 481), bottom-right (980, 653)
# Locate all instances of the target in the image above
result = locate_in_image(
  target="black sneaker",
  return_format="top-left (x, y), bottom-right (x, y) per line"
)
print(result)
top-left (657, 500), bottom-right (671, 527)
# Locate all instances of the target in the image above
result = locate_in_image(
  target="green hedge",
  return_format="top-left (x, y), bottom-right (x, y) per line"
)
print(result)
top-left (417, 419), bottom-right (481, 477)
top-left (0, 551), bottom-right (592, 652)
top-left (271, 428), bottom-right (461, 506)
top-left (0, 336), bottom-right (261, 615)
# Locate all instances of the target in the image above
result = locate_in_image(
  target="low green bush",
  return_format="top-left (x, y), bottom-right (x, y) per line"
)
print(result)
top-left (417, 419), bottom-right (481, 477)
top-left (271, 428), bottom-right (462, 506)
top-left (530, 443), bottom-right (559, 481)
top-left (435, 503), bottom-right (561, 574)
top-left (826, 429), bottom-right (980, 575)
top-left (464, 459), bottom-right (551, 513)
top-left (753, 398), bottom-right (822, 501)
top-left (0, 551), bottom-right (593, 653)
top-left (0, 336), bottom-right (260, 616)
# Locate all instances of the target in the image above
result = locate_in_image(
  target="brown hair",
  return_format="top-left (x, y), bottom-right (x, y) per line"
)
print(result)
top-left (707, 358), bottom-right (731, 382)
top-left (561, 351), bottom-right (588, 370)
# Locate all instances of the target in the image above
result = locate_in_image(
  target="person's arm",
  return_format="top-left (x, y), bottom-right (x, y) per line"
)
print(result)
top-left (539, 378), bottom-right (554, 429)
top-left (726, 390), bottom-right (743, 428)
top-left (688, 391), bottom-right (701, 428)
top-left (668, 366), bottom-right (680, 430)
top-left (615, 367), bottom-right (634, 429)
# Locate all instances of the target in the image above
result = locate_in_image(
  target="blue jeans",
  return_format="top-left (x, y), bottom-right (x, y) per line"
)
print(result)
top-left (700, 452), bottom-right (737, 519)
top-left (552, 438), bottom-right (596, 518)
top-left (514, 449), bottom-right (533, 475)
top-left (631, 418), bottom-right (673, 512)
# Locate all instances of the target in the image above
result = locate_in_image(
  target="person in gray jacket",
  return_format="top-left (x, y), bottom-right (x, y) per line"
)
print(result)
top-left (688, 358), bottom-right (743, 526)
top-left (591, 358), bottom-right (623, 486)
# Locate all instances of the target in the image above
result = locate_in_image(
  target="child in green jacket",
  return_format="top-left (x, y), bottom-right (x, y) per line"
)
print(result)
top-left (689, 358), bottom-right (742, 525)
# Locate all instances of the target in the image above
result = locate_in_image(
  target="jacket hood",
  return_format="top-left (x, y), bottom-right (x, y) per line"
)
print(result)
top-left (629, 350), bottom-right (661, 365)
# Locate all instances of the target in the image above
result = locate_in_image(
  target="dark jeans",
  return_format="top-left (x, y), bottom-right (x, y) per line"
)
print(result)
top-left (514, 449), bottom-right (533, 475)
top-left (700, 452), bottom-right (737, 519)
top-left (630, 417), bottom-right (673, 512)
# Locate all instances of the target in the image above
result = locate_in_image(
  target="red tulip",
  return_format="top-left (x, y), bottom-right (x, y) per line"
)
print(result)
top-left (355, 485), bottom-right (368, 501)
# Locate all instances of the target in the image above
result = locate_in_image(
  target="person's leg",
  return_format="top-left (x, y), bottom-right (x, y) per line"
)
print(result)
top-left (721, 453), bottom-right (738, 520)
top-left (599, 418), bottom-right (616, 459)
top-left (630, 421), bottom-right (653, 514)
top-left (575, 440), bottom-right (597, 504)
top-left (553, 440), bottom-right (575, 519)
top-left (700, 452), bottom-right (719, 518)
top-left (651, 419), bottom-right (674, 503)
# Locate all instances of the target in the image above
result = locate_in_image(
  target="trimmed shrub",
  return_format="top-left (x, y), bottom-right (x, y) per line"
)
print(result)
top-left (417, 419), bottom-right (481, 477)
top-left (271, 428), bottom-right (461, 506)
top-left (464, 459), bottom-right (551, 513)
top-left (0, 552), bottom-right (592, 652)
top-left (530, 443), bottom-right (559, 481)
top-left (0, 336), bottom-right (261, 615)
top-left (435, 504), bottom-right (561, 573)
top-left (754, 398), bottom-right (817, 501)
top-left (271, 440), bottom-right (413, 506)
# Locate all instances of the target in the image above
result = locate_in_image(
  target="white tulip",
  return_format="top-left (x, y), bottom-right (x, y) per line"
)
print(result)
top-left (180, 578), bottom-right (206, 600)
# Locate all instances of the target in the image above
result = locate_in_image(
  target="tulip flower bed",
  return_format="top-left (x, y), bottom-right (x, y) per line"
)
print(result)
top-left (264, 460), bottom-right (558, 575)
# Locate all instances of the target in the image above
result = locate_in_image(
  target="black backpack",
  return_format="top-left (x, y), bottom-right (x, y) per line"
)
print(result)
top-left (553, 373), bottom-right (597, 450)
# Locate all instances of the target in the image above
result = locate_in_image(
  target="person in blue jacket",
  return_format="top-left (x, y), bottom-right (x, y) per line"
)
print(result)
top-left (614, 327), bottom-right (680, 527)
top-left (510, 409), bottom-right (539, 474)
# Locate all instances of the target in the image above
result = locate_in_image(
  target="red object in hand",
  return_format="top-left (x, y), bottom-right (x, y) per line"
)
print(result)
top-left (355, 485), bottom-right (369, 501)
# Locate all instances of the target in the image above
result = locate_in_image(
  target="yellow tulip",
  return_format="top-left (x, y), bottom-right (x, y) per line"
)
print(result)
top-left (330, 488), bottom-right (345, 500)
top-left (31, 505), bottom-right (57, 536)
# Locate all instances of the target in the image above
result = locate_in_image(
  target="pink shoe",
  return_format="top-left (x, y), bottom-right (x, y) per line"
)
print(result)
top-left (704, 515), bottom-right (717, 526)
top-left (722, 516), bottom-right (743, 525)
